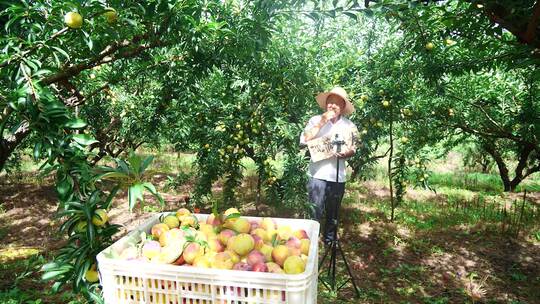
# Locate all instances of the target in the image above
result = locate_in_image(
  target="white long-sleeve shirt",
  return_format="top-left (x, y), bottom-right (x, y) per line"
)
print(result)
top-left (300, 115), bottom-right (358, 183)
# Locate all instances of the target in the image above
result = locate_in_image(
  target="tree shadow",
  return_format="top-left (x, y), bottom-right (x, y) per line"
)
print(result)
top-left (333, 199), bottom-right (540, 304)
top-left (0, 183), bottom-right (65, 251)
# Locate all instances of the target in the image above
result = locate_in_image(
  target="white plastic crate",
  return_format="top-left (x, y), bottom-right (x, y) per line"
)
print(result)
top-left (97, 213), bottom-right (320, 304)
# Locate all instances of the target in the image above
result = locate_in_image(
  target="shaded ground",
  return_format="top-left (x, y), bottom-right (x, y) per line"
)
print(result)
top-left (1, 177), bottom-right (539, 304)
top-left (335, 206), bottom-right (540, 303)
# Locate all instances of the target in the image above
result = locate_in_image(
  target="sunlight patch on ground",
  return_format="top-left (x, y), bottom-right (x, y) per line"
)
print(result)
top-left (0, 246), bottom-right (40, 262)
top-left (422, 247), bottom-right (492, 302)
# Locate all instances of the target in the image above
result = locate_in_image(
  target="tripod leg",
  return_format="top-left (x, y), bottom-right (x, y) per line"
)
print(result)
top-left (327, 241), bottom-right (335, 278)
top-left (318, 244), bottom-right (330, 270)
top-left (329, 182), bottom-right (343, 292)
top-left (337, 240), bottom-right (361, 297)
top-left (318, 245), bottom-right (333, 291)
top-left (331, 221), bottom-right (339, 290)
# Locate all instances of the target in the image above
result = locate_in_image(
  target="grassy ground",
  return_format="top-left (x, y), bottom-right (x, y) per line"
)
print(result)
top-left (1, 151), bottom-right (539, 303)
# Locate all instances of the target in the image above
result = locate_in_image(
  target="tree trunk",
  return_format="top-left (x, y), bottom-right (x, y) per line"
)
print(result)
top-left (0, 122), bottom-right (31, 172)
top-left (0, 140), bottom-right (10, 171)
top-left (508, 177), bottom-right (523, 192)
top-left (502, 179), bottom-right (512, 192)
top-left (484, 142), bottom-right (536, 192)
top-left (483, 142), bottom-right (512, 191)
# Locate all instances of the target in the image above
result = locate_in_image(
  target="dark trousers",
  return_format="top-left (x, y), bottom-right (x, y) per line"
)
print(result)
top-left (307, 177), bottom-right (345, 243)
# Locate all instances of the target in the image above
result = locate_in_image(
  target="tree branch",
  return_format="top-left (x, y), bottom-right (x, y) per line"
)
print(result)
top-left (40, 28), bottom-right (167, 86)
top-left (524, 0), bottom-right (540, 43)
top-left (0, 107), bottom-right (13, 136)
top-left (56, 79), bottom-right (85, 107)
top-left (441, 90), bottom-right (521, 141)
top-left (41, 10), bottom-right (176, 86)
top-left (452, 122), bottom-right (507, 140)
top-left (468, 100), bottom-right (511, 135)
top-left (483, 141), bottom-right (510, 185)
top-left (0, 28), bottom-right (70, 69)
top-left (524, 163), bottom-right (540, 178)
top-left (75, 83), bottom-right (111, 106)
top-left (514, 143), bottom-right (534, 180)
top-left (485, 5), bottom-right (540, 48)
top-left (351, 145), bottom-right (390, 180)
top-left (0, 122), bottom-right (31, 170)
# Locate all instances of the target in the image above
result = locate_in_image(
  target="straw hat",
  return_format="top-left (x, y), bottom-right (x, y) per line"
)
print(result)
top-left (315, 86), bottom-right (355, 115)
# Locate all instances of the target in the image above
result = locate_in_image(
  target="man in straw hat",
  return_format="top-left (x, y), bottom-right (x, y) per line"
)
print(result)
top-left (300, 86), bottom-right (358, 246)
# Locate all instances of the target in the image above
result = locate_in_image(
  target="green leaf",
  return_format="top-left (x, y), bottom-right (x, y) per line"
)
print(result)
top-left (64, 118), bottom-right (88, 129)
top-left (56, 177), bottom-right (72, 200)
top-left (271, 233), bottom-right (279, 247)
top-left (116, 159), bottom-right (131, 175)
top-left (89, 291), bottom-right (105, 303)
top-left (41, 265), bottom-right (72, 281)
top-left (55, 209), bottom-right (80, 219)
top-left (87, 190), bottom-right (102, 208)
top-left (41, 262), bottom-right (60, 271)
top-left (305, 12), bottom-right (319, 21)
top-left (94, 171), bottom-right (129, 181)
top-left (65, 201), bottom-right (84, 209)
top-left (87, 219), bottom-right (96, 249)
top-left (51, 46), bottom-right (70, 61)
top-left (59, 216), bottom-right (78, 234)
top-left (140, 155), bottom-right (154, 173)
top-left (224, 213), bottom-right (241, 221)
top-left (363, 8), bottom-right (373, 17)
top-left (104, 186), bottom-right (120, 209)
top-left (142, 182), bottom-right (157, 194)
top-left (33, 142), bottom-right (42, 160)
top-left (343, 12), bottom-right (358, 20)
top-left (72, 134), bottom-right (98, 146)
top-left (86, 37), bottom-right (93, 50)
top-left (127, 153), bottom-right (142, 175)
top-left (143, 182), bottom-right (164, 206)
top-left (51, 281), bottom-right (63, 293)
top-left (128, 183), bottom-right (145, 211)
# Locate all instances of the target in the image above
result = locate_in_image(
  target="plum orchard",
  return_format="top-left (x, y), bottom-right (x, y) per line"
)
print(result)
top-left (2, 0), bottom-right (540, 301)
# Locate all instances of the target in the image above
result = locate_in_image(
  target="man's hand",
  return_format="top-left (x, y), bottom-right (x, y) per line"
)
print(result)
top-left (320, 110), bottom-right (337, 124)
top-left (304, 111), bottom-right (336, 142)
top-left (335, 149), bottom-right (353, 159)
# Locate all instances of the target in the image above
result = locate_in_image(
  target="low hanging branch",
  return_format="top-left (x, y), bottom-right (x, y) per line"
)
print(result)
top-left (42, 35), bottom-right (152, 85)
top-left (350, 145), bottom-right (391, 180)
top-left (0, 12), bottom-right (177, 172)
top-left (0, 28), bottom-right (70, 69)
top-left (485, 0), bottom-right (540, 48)
top-left (524, 1), bottom-right (540, 43)
top-left (42, 12), bottom-right (173, 86)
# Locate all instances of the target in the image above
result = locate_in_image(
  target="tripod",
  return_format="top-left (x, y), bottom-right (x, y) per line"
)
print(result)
top-left (318, 133), bottom-right (360, 297)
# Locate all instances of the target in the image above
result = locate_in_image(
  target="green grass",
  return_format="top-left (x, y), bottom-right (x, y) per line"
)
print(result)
top-left (138, 150), bottom-right (195, 174)
top-left (0, 288), bottom-right (83, 304)
top-left (365, 193), bottom-right (539, 234)
top-left (429, 172), bottom-right (540, 193)
top-left (0, 253), bottom-right (83, 304)
top-left (140, 150), bottom-right (284, 179)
